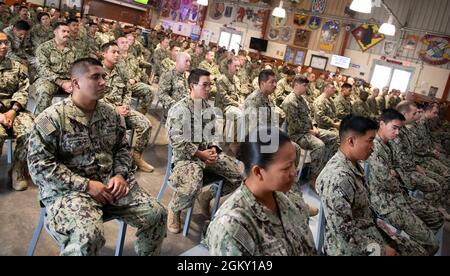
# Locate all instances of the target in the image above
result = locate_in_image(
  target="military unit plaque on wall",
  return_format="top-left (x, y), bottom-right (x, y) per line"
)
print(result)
top-left (351, 23), bottom-right (385, 52)
top-left (419, 35), bottom-right (450, 65)
top-left (294, 29), bottom-right (311, 48)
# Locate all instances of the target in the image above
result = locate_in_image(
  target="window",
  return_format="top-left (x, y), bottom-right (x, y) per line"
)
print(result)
top-left (369, 60), bottom-right (414, 91)
top-left (218, 29), bottom-right (242, 53)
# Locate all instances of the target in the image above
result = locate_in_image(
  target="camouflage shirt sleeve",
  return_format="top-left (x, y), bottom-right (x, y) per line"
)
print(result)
top-left (113, 113), bottom-right (133, 178)
top-left (10, 60), bottom-right (29, 108)
top-left (166, 103), bottom-right (199, 160)
top-left (35, 42), bottom-right (62, 82)
top-left (158, 70), bottom-right (176, 110)
top-left (315, 99), bottom-right (335, 128)
top-left (28, 112), bottom-right (89, 195)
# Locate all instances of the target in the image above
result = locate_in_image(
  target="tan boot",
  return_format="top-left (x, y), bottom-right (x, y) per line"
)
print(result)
top-left (132, 151), bottom-right (154, 172)
top-left (12, 165), bottom-right (28, 191)
top-left (137, 106), bottom-right (148, 115)
top-left (308, 205), bottom-right (319, 217)
top-left (167, 209), bottom-right (181, 234)
top-left (197, 189), bottom-right (214, 218)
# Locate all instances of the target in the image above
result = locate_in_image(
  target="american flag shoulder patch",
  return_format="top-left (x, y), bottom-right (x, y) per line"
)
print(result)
top-left (36, 116), bottom-right (57, 136)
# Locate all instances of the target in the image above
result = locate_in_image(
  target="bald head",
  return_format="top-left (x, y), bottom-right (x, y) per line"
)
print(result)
top-left (176, 52), bottom-right (191, 72)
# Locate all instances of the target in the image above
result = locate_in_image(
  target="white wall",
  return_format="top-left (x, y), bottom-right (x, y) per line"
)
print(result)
top-left (340, 49), bottom-right (449, 99)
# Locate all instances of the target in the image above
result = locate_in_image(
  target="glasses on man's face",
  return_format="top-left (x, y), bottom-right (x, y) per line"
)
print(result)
top-left (196, 82), bottom-right (212, 88)
top-left (0, 40), bottom-right (10, 46)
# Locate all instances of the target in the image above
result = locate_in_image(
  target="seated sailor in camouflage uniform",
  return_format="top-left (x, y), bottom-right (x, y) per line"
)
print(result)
top-left (205, 127), bottom-right (316, 256)
top-left (34, 23), bottom-right (76, 115)
top-left (27, 58), bottom-right (167, 256)
top-left (101, 42), bottom-right (154, 172)
top-left (0, 31), bottom-right (34, 191)
top-left (116, 36), bottom-right (154, 115)
top-left (165, 69), bottom-right (243, 234)
top-left (317, 116), bottom-right (397, 256)
top-left (281, 76), bottom-right (338, 188)
top-left (367, 109), bottom-right (442, 256)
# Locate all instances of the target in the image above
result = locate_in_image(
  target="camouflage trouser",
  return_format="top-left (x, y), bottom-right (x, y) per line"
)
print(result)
top-left (168, 154), bottom-right (243, 212)
top-left (44, 185), bottom-right (167, 256)
top-left (403, 171), bottom-right (442, 208)
top-left (126, 109), bottom-right (151, 153)
top-left (407, 196), bottom-right (444, 233)
top-left (383, 206), bottom-right (438, 255)
top-left (34, 78), bottom-right (62, 115)
top-left (130, 82), bottom-right (154, 112)
top-left (294, 129), bottom-right (339, 178)
top-left (0, 112), bottom-right (34, 180)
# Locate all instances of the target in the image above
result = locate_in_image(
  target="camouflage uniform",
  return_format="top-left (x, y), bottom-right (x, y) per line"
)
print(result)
top-left (273, 78), bottom-right (293, 107)
top-left (0, 57), bottom-right (33, 181)
top-left (334, 94), bottom-right (352, 120)
top-left (95, 31), bottom-right (115, 46)
top-left (3, 25), bottom-right (33, 64)
top-left (158, 68), bottom-right (189, 111)
top-left (281, 92), bottom-right (338, 178)
top-left (30, 24), bottom-right (54, 49)
top-left (313, 94), bottom-right (339, 130)
top-left (152, 47), bottom-right (169, 76)
top-left (68, 35), bottom-right (91, 60)
top-left (367, 135), bottom-right (440, 255)
top-left (190, 53), bottom-right (202, 70)
top-left (160, 57), bottom-right (176, 73)
top-left (408, 120), bottom-right (450, 203)
top-left (375, 95), bottom-right (386, 112)
top-left (386, 96), bottom-right (397, 109)
top-left (215, 72), bottom-right (243, 140)
top-left (389, 127), bottom-right (443, 207)
top-left (242, 89), bottom-right (279, 135)
top-left (352, 98), bottom-right (372, 118)
top-left (236, 67), bottom-right (252, 100)
top-left (34, 39), bottom-right (76, 115)
top-left (103, 65), bottom-right (152, 153)
top-left (85, 33), bottom-right (100, 58)
top-left (27, 98), bottom-right (166, 256)
top-left (316, 150), bottom-right (388, 256)
top-left (366, 96), bottom-right (379, 116)
top-left (117, 54), bottom-right (154, 113)
top-left (166, 97), bottom-right (243, 212)
top-left (0, 9), bottom-right (12, 31)
top-left (205, 184), bottom-right (316, 256)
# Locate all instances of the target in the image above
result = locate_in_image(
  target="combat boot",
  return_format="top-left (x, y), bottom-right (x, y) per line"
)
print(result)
top-left (197, 189), bottom-right (214, 218)
top-left (132, 151), bottom-right (154, 172)
top-left (12, 163), bottom-right (28, 191)
top-left (137, 106), bottom-right (148, 115)
top-left (167, 209), bottom-right (181, 234)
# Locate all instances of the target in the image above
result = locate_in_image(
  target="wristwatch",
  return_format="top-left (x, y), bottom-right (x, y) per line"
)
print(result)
top-left (11, 104), bottom-right (20, 114)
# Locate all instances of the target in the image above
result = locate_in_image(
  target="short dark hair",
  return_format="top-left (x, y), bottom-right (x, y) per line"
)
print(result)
top-left (396, 100), bottom-right (416, 114)
top-left (423, 102), bottom-right (438, 111)
top-left (18, 6), bottom-right (28, 12)
top-left (380, 109), bottom-right (406, 124)
top-left (70, 57), bottom-right (102, 77)
top-left (286, 69), bottom-right (295, 76)
top-left (14, 20), bottom-right (30, 31)
top-left (293, 76), bottom-right (309, 86)
top-left (339, 115), bottom-right (378, 141)
top-left (53, 22), bottom-right (68, 30)
top-left (342, 83), bottom-right (352, 90)
top-left (101, 41), bottom-right (118, 52)
top-left (188, 68), bottom-right (210, 87)
top-left (66, 18), bottom-right (79, 25)
top-left (237, 127), bottom-right (292, 176)
top-left (37, 12), bottom-right (50, 22)
top-left (258, 69), bottom-right (276, 86)
top-left (88, 22), bottom-right (98, 27)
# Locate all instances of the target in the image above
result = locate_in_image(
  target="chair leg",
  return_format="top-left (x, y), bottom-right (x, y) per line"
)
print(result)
top-left (182, 207), bottom-right (194, 237)
top-left (156, 145), bottom-right (172, 203)
top-left (27, 207), bottom-right (46, 256)
top-left (114, 220), bottom-right (127, 256)
top-left (210, 180), bottom-right (224, 220)
top-left (7, 139), bottom-right (13, 164)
